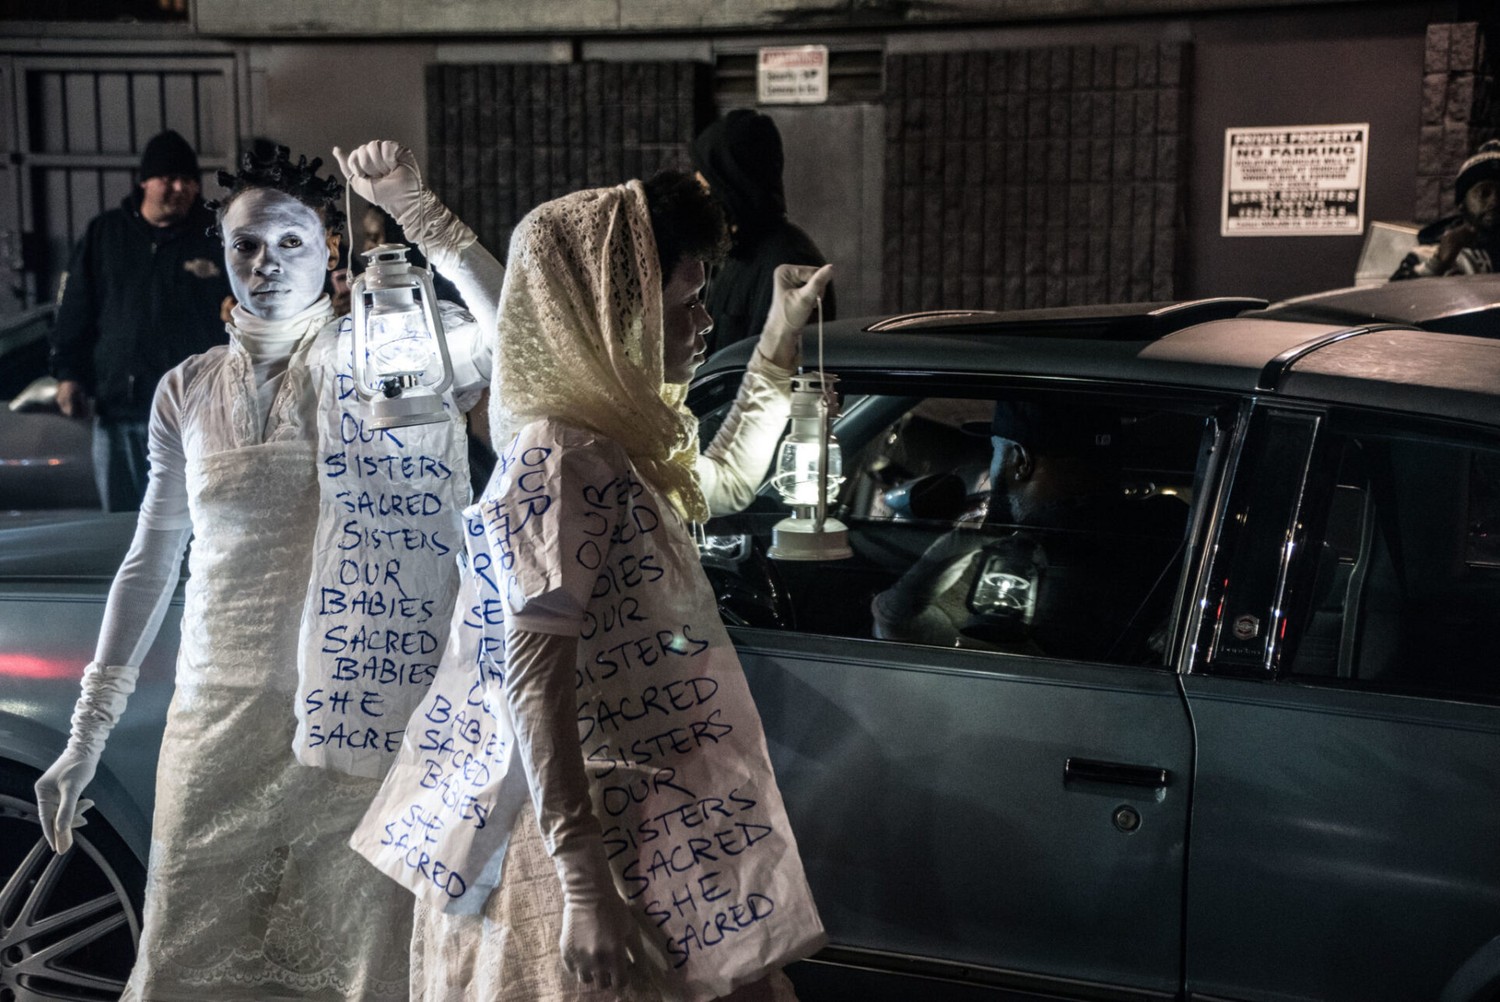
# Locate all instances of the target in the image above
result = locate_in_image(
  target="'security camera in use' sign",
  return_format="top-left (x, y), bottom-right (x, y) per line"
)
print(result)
top-left (758, 45), bottom-right (829, 105)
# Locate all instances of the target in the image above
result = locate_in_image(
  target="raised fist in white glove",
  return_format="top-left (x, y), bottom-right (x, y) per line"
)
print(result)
top-left (331, 140), bottom-right (476, 267)
top-left (332, 141), bottom-right (422, 229)
top-left (757, 263), bottom-right (835, 371)
top-left (35, 660), bottom-right (135, 853)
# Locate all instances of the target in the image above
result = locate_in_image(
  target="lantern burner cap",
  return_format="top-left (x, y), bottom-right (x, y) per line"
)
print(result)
top-left (362, 242), bottom-right (413, 265)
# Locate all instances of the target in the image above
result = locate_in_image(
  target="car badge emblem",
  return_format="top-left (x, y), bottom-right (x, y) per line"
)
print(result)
top-left (1232, 613), bottom-right (1260, 641)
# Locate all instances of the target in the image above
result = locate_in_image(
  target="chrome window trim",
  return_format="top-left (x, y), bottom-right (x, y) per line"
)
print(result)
top-left (1183, 400), bottom-right (1325, 677)
top-left (802, 944), bottom-right (1177, 1001)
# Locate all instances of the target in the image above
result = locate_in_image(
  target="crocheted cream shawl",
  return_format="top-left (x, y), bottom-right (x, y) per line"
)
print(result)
top-left (489, 181), bottom-right (707, 523)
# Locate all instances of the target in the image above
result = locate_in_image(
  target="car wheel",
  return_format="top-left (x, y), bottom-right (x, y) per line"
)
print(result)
top-left (0, 768), bottom-right (143, 1002)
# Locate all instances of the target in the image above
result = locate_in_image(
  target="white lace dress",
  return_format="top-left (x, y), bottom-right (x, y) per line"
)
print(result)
top-left (123, 305), bottom-right (414, 1001)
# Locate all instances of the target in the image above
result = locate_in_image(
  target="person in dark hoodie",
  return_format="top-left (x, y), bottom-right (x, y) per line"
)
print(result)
top-left (690, 109), bottom-right (836, 356)
top-left (1391, 139), bottom-right (1500, 280)
top-left (49, 129), bottom-right (231, 511)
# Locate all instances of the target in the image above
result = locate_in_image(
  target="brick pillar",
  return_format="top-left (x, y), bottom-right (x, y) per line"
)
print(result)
top-left (1416, 21), bottom-right (1498, 221)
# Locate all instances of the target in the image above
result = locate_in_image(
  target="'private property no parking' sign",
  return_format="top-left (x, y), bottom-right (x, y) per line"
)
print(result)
top-left (1222, 124), bottom-right (1369, 237)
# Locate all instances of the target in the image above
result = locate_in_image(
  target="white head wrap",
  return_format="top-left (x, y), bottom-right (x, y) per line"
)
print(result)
top-left (489, 181), bottom-right (707, 523)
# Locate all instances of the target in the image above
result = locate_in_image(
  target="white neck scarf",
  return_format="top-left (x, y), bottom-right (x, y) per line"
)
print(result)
top-left (229, 295), bottom-right (335, 365)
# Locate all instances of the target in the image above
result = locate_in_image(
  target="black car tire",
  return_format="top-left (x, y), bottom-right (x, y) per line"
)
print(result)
top-left (0, 762), bottom-right (144, 1002)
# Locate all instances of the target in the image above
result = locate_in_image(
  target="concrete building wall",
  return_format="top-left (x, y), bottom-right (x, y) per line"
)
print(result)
top-left (192, 0), bottom-right (1370, 37)
top-left (1185, 6), bottom-right (1428, 300)
top-left (1, 1), bottom-right (1487, 312)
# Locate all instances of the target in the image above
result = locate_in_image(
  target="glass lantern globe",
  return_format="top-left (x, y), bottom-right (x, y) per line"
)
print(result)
top-left (350, 243), bottom-right (454, 429)
top-left (768, 373), bottom-right (852, 561)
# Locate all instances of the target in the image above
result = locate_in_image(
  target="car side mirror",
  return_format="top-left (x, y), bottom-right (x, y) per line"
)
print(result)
top-left (8, 375), bottom-right (60, 414)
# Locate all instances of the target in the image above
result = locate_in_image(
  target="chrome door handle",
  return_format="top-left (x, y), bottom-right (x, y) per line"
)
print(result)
top-left (1064, 757), bottom-right (1170, 789)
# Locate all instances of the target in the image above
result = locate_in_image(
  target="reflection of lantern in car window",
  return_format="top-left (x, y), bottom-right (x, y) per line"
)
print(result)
top-left (963, 535), bottom-right (1042, 643)
top-left (350, 244), bottom-right (453, 429)
top-left (972, 559), bottom-right (1034, 615)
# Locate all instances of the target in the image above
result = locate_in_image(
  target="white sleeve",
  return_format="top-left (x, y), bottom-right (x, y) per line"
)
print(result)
top-left (1406, 244), bottom-right (1448, 277)
top-left (696, 350), bottom-right (794, 517)
top-left (436, 241), bottom-right (503, 386)
top-left (93, 523), bottom-right (191, 668)
top-left (98, 368), bottom-right (193, 667)
top-left (437, 305), bottom-right (490, 398)
top-left (136, 366), bottom-right (192, 531)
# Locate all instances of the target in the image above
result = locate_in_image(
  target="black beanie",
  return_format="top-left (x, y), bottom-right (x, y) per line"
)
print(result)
top-left (139, 130), bottom-right (200, 180)
top-left (1455, 139), bottom-right (1500, 205)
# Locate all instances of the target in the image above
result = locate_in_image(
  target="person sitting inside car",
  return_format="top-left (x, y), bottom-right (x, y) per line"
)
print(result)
top-left (870, 399), bottom-right (1184, 663)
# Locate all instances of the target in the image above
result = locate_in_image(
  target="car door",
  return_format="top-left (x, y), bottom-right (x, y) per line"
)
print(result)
top-left (1181, 404), bottom-right (1500, 1002)
top-left (701, 380), bottom-right (1219, 1000)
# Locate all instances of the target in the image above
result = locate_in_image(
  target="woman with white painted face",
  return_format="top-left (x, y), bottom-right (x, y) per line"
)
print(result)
top-left (32, 144), bottom-right (502, 1000)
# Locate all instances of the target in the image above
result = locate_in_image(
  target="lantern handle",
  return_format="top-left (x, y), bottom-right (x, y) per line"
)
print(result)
top-left (814, 295), bottom-right (830, 531)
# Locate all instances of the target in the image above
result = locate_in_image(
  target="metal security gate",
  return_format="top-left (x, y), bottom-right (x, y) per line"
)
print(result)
top-left (3, 55), bottom-right (238, 311)
top-left (425, 61), bottom-right (711, 265)
top-left (882, 44), bottom-right (1191, 313)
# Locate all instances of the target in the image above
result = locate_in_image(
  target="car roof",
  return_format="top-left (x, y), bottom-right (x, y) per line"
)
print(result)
top-left (696, 293), bottom-right (1500, 428)
top-left (1250, 273), bottom-right (1500, 334)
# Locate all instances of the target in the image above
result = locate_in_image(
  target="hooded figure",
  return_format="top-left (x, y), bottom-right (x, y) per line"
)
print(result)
top-left (691, 110), bottom-right (835, 356)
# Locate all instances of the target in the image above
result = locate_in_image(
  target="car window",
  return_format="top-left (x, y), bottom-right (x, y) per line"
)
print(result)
top-left (700, 385), bottom-right (1211, 668)
top-left (1285, 416), bottom-right (1500, 702)
top-left (1202, 406), bottom-right (1500, 703)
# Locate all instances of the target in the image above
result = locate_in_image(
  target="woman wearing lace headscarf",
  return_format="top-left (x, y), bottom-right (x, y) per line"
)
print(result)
top-left (33, 141), bottom-right (502, 1000)
top-left (354, 174), bottom-right (832, 1002)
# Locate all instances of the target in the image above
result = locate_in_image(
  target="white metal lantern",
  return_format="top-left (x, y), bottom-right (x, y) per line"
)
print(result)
top-left (768, 372), bottom-right (852, 561)
top-left (350, 243), bottom-right (454, 429)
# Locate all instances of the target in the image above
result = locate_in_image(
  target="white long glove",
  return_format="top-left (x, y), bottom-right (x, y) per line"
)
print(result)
top-left (504, 626), bottom-right (638, 990)
top-left (698, 351), bottom-right (794, 516)
top-left (755, 263), bottom-right (834, 371)
top-left (35, 523), bottom-right (189, 853)
top-left (332, 140), bottom-right (476, 269)
top-left (332, 140), bottom-right (505, 346)
top-left (34, 662), bottom-right (133, 853)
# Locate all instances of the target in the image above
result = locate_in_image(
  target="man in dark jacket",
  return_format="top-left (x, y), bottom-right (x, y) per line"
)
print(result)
top-left (690, 110), bottom-right (835, 356)
top-left (871, 400), bottom-right (1185, 663)
top-left (49, 129), bottom-right (231, 511)
top-left (1391, 139), bottom-right (1500, 280)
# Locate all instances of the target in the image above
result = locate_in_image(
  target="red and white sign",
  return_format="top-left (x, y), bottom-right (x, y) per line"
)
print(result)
top-left (758, 45), bottom-right (829, 105)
